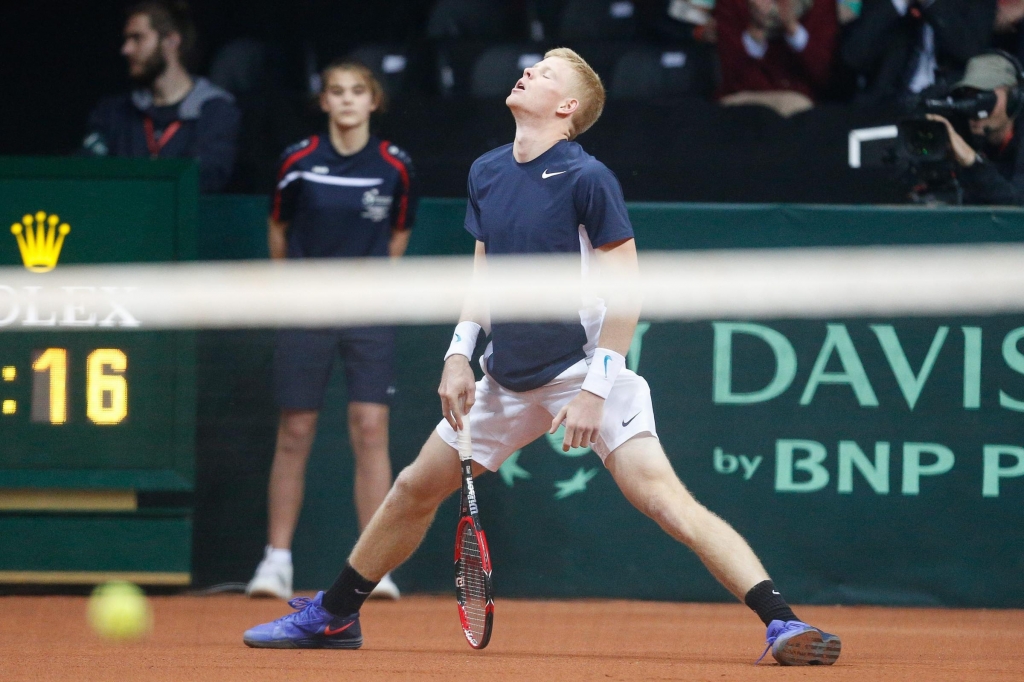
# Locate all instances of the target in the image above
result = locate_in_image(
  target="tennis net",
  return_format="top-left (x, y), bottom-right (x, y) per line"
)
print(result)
top-left (1, 243), bottom-right (1022, 330)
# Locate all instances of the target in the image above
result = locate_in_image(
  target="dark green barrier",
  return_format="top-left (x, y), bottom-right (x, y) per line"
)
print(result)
top-left (0, 158), bottom-right (196, 583)
top-left (196, 197), bottom-right (1024, 608)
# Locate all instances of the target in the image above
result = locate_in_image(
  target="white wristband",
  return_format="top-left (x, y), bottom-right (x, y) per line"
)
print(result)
top-left (444, 321), bottom-right (482, 361)
top-left (581, 348), bottom-right (626, 399)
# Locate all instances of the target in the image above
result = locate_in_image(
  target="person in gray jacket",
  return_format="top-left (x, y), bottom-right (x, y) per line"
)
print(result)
top-left (83, 0), bottom-right (240, 193)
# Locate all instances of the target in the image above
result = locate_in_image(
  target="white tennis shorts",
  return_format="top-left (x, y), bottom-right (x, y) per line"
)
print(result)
top-left (436, 357), bottom-right (659, 471)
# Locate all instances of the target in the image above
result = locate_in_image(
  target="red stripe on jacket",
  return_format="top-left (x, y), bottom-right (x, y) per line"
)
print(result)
top-left (379, 140), bottom-right (410, 231)
top-left (271, 135), bottom-right (320, 221)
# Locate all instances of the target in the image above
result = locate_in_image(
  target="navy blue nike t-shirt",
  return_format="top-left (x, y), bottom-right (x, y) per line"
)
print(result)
top-left (464, 139), bottom-right (634, 392)
top-left (271, 133), bottom-right (417, 258)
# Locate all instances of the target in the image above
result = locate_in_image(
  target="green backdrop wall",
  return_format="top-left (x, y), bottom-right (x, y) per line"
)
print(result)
top-left (193, 198), bottom-right (1024, 608)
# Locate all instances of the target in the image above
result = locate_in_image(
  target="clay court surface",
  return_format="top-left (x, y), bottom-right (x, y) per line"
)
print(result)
top-left (1, 595), bottom-right (1022, 681)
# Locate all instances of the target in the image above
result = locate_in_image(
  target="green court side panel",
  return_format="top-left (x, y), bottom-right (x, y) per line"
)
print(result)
top-left (0, 514), bottom-right (191, 573)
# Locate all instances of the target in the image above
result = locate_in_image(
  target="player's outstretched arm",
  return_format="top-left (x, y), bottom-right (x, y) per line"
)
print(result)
top-left (463, 240), bottom-right (491, 333)
top-left (550, 237), bottom-right (640, 450)
top-left (267, 218), bottom-right (289, 260)
top-left (439, 355), bottom-right (475, 431)
top-left (591, 237), bottom-right (641, 354)
top-left (388, 228), bottom-right (411, 258)
top-left (439, 241), bottom-right (490, 430)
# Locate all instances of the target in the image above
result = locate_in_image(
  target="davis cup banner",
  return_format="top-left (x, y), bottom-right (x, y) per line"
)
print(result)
top-left (654, 317), bottom-right (1023, 607)
top-left (463, 318), bottom-right (1024, 607)
top-left (708, 321), bottom-right (1024, 499)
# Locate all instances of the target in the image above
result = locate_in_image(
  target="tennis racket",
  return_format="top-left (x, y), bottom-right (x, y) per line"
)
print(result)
top-left (454, 421), bottom-right (494, 649)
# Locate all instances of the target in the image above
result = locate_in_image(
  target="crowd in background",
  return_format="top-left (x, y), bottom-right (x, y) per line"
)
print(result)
top-left (189, 1), bottom-right (1024, 110)
top-left (67, 0), bottom-right (1024, 202)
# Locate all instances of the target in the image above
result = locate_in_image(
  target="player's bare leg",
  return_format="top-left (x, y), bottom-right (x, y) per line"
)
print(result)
top-left (243, 429), bottom-right (465, 648)
top-left (347, 401), bottom-right (401, 598)
top-left (348, 430), bottom-right (485, 580)
top-left (247, 409), bottom-right (318, 598)
top-left (606, 434), bottom-right (841, 665)
top-left (347, 402), bottom-right (392, 531)
top-left (267, 409), bottom-right (319, 549)
top-left (605, 435), bottom-right (769, 599)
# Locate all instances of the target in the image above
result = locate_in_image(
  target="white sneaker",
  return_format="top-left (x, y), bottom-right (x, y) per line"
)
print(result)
top-left (246, 548), bottom-right (293, 599)
top-left (368, 572), bottom-right (400, 600)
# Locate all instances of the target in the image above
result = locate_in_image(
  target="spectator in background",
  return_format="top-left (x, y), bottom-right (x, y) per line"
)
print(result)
top-left (994, 0), bottom-right (1024, 61)
top-left (658, 0), bottom-right (719, 44)
top-left (996, 0), bottom-right (1024, 36)
top-left (926, 50), bottom-right (1024, 205)
top-left (841, 0), bottom-right (996, 107)
top-left (82, 1), bottom-right (240, 192)
top-left (246, 60), bottom-right (416, 602)
top-left (836, 0), bottom-right (862, 24)
top-left (715, 0), bottom-right (838, 116)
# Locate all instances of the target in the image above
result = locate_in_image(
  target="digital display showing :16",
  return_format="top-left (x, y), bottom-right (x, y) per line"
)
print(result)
top-left (1, 348), bottom-right (128, 425)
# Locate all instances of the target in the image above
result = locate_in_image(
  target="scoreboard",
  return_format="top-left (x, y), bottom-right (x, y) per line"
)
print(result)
top-left (0, 158), bottom-right (197, 584)
top-left (0, 334), bottom-right (193, 489)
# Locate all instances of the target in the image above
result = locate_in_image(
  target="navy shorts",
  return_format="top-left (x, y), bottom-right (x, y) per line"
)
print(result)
top-left (273, 327), bottom-right (396, 410)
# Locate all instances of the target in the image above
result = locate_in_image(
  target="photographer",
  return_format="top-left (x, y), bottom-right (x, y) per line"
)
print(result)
top-left (927, 51), bottom-right (1024, 205)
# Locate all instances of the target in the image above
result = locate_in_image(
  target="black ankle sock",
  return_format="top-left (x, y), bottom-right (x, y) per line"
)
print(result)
top-left (322, 562), bottom-right (378, 616)
top-left (744, 580), bottom-right (799, 626)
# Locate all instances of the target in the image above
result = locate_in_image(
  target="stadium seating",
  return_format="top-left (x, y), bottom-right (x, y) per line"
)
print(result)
top-left (470, 45), bottom-right (548, 98)
top-left (348, 44), bottom-right (412, 99)
top-left (609, 45), bottom-right (715, 99)
top-left (208, 38), bottom-right (269, 97)
top-left (426, 0), bottom-right (508, 39)
top-left (557, 0), bottom-right (639, 41)
top-left (567, 42), bottom-right (631, 86)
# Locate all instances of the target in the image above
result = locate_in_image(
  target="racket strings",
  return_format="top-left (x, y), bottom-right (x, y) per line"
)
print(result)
top-left (459, 525), bottom-right (489, 639)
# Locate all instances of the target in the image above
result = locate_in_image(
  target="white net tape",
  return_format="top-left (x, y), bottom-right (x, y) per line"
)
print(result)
top-left (1, 244), bottom-right (1023, 330)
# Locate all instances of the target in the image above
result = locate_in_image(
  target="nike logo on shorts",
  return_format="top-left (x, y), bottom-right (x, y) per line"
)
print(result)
top-left (622, 412), bottom-right (641, 427)
top-left (542, 169), bottom-right (567, 179)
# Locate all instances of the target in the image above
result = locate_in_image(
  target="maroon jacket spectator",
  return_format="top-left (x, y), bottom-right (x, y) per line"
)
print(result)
top-left (715, 0), bottom-right (838, 101)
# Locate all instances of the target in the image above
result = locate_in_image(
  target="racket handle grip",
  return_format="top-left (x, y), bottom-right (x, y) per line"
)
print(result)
top-left (457, 422), bottom-right (472, 462)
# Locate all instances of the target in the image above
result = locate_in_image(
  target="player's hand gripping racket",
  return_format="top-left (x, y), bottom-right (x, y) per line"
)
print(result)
top-left (454, 421), bottom-right (494, 649)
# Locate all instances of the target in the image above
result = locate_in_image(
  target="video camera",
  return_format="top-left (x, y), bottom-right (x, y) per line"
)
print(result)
top-left (894, 89), bottom-right (994, 204)
top-left (898, 91), bottom-right (995, 161)
top-left (918, 91), bottom-right (998, 120)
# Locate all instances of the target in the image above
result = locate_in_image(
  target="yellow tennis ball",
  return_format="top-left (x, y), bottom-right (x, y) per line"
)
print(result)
top-left (87, 581), bottom-right (152, 641)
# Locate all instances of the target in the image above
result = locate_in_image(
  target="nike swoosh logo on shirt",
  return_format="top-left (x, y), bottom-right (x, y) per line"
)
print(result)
top-left (541, 169), bottom-right (567, 179)
top-left (324, 621), bottom-right (355, 636)
top-left (621, 412), bottom-right (641, 427)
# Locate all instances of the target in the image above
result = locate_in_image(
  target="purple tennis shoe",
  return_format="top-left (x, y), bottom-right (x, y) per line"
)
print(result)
top-left (243, 591), bottom-right (362, 649)
top-left (758, 619), bottom-right (841, 666)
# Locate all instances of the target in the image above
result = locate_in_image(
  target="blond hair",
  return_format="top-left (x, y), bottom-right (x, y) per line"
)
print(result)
top-left (320, 60), bottom-right (388, 113)
top-left (544, 48), bottom-right (605, 139)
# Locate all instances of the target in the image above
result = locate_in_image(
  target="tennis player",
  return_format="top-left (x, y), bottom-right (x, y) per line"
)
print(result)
top-left (243, 48), bottom-right (841, 666)
top-left (245, 60), bottom-right (416, 601)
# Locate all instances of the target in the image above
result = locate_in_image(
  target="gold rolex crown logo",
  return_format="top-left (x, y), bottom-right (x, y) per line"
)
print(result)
top-left (10, 211), bottom-right (70, 273)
